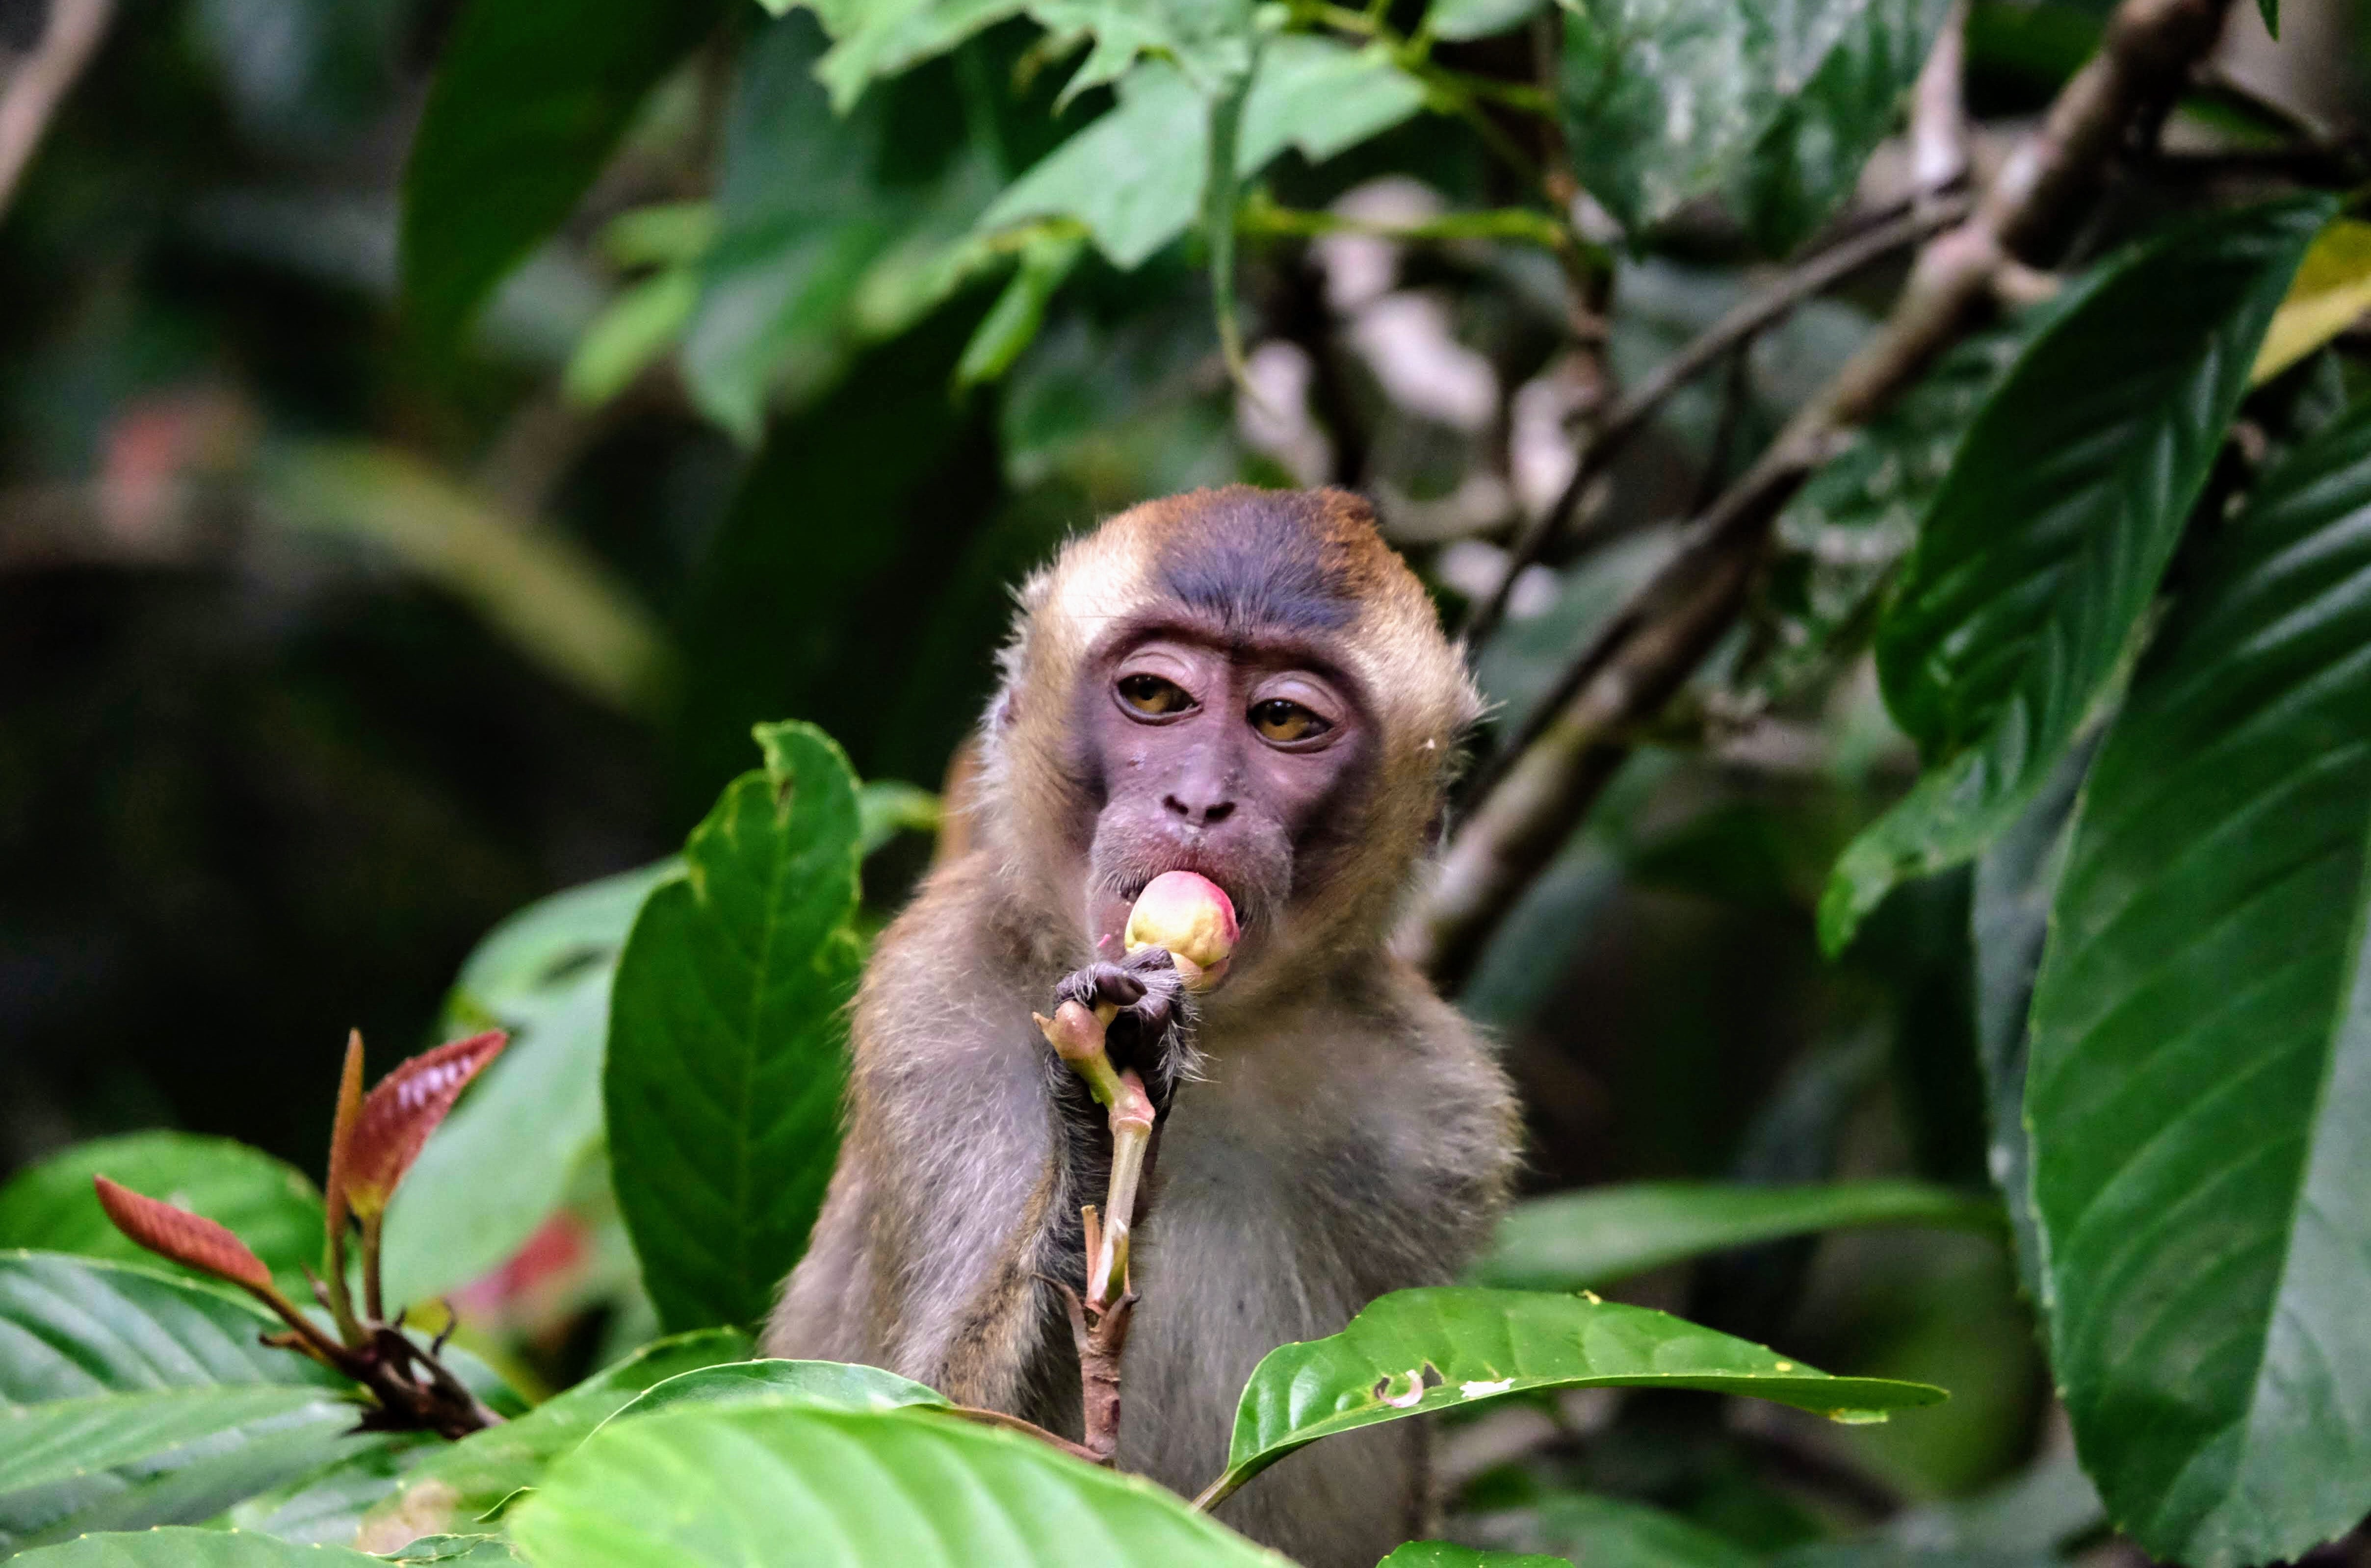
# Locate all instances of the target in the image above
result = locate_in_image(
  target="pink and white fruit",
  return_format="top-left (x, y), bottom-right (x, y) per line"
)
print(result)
top-left (1124, 871), bottom-right (1239, 989)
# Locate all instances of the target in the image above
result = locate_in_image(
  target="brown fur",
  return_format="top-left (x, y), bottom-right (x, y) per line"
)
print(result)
top-left (766, 488), bottom-right (1516, 1568)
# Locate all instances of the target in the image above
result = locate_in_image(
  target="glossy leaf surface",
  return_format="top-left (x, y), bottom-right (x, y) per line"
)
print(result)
top-left (400, 0), bottom-right (726, 350)
top-left (2026, 396), bottom-right (2371, 1565)
top-left (606, 722), bottom-right (862, 1333)
top-left (507, 1404), bottom-right (1289, 1566)
top-left (601, 1358), bottom-right (947, 1426)
top-left (1380, 1545), bottom-right (1569, 1568)
top-left (355, 1328), bottom-right (750, 1549)
top-left (1822, 196), bottom-right (2331, 950)
top-left (1215, 1288), bottom-right (1945, 1505)
top-left (0, 1253), bottom-right (358, 1554)
top-left (1476, 1180), bottom-right (1999, 1291)
top-left (0, 1386), bottom-right (339, 1495)
top-left (0, 1135), bottom-right (322, 1298)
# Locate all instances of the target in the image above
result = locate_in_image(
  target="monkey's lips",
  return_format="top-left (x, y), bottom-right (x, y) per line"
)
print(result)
top-left (1089, 864), bottom-right (1245, 967)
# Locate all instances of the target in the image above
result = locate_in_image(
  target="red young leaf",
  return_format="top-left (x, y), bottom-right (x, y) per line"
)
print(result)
top-left (324, 1027), bottom-right (365, 1237)
top-left (342, 1029), bottom-right (507, 1220)
top-left (93, 1175), bottom-right (273, 1292)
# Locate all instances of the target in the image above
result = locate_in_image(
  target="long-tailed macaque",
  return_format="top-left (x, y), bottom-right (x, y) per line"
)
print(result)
top-left (765, 486), bottom-right (1518, 1568)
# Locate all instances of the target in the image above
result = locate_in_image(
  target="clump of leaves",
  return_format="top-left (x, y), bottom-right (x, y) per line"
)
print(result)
top-left (93, 1029), bottom-right (509, 1439)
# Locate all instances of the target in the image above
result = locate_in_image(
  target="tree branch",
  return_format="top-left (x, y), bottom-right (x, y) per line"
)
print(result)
top-left (1461, 195), bottom-right (1971, 647)
top-left (1404, 0), bottom-right (2237, 988)
top-left (0, 0), bottom-right (111, 218)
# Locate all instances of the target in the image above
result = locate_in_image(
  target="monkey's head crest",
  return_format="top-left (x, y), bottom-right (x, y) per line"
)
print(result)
top-left (978, 486), bottom-right (1480, 970)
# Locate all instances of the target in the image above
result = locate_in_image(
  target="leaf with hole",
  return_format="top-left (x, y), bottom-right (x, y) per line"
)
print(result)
top-left (506, 1403), bottom-right (1289, 1566)
top-left (1475, 1181), bottom-right (2001, 1292)
top-left (1822, 195), bottom-right (2331, 951)
top-left (1207, 1287), bottom-right (1944, 1509)
top-left (2025, 395), bottom-right (2371, 1566)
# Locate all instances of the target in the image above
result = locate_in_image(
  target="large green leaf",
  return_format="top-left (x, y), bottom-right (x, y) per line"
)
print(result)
top-left (978, 37), bottom-right (1427, 270)
top-left (606, 722), bottom-right (862, 1334)
top-left (2023, 396), bottom-right (2371, 1566)
top-left (1380, 1545), bottom-right (1568, 1568)
top-left (807, 0), bottom-right (1254, 109)
top-left (1209, 1287), bottom-right (1945, 1508)
top-left (0, 1253), bottom-right (362, 1554)
top-left (226, 1435), bottom-right (440, 1547)
top-left (0, 1387), bottom-right (342, 1496)
top-left (1559, 0), bottom-right (1951, 245)
top-left (354, 1329), bottom-right (750, 1549)
top-left (0, 1134), bottom-right (323, 1299)
top-left (1521, 1494), bottom-right (1760, 1568)
top-left (400, 0), bottom-right (726, 351)
top-left (1821, 196), bottom-right (2332, 951)
top-left (506, 1404), bottom-right (1288, 1566)
top-left (600, 1359), bottom-right (946, 1426)
top-left (1475, 1181), bottom-right (2000, 1292)
top-left (13, 1528), bottom-right (386, 1567)
top-left (382, 861), bottom-right (677, 1308)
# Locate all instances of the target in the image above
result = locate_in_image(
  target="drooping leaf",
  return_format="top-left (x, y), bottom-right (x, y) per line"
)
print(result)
top-left (1380, 1544), bottom-right (1570, 1568)
top-left (1967, 736), bottom-right (2096, 1308)
top-left (0, 1253), bottom-right (363, 1554)
top-left (382, 861), bottom-right (676, 1309)
top-left (1474, 1181), bottom-right (2001, 1292)
top-left (338, 1031), bottom-right (508, 1222)
top-left (400, 0), bottom-right (727, 351)
top-left (505, 1404), bottom-right (1289, 1566)
top-left (354, 1329), bottom-right (751, 1549)
top-left (600, 1359), bottom-right (948, 1426)
top-left (0, 1135), bottom-right (323, 1298)
top-left (0, 1386), bottom-right (341, 1496)
top-left (2024, 396), bottom-right (2371, 1566)
top-left (978, 38), bottom-right (1428, 270)
top-left (2251, 218), bottom-right (2371, 386)
top-left (1208, 1287), bottom-right (1946, 1508)
top-left (564, 268), bottom-right (702, 409)
top-left (956, 229), bottom-right (1086, 389)
top-left (1821, 196), bottom-right (2332, 951)
top-left (1559, 0), bottom-right (1952, 245)
top-left (12, 1528), bottom-right (388, 1567)
top-left (606, 722), bottom-right (863, 1334)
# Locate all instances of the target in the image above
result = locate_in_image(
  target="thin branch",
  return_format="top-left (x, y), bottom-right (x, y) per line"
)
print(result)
top-left (1405, 0), bottom-right (2237, 988)
top-left (1912, 0), bottom-right (1972, 206)
top-left (1462, 195), bottom-right (1970, 647)
top-left (1240, 192), bottom-right (1576, 254)
top-left (0, 0), bottom-right (111, 218)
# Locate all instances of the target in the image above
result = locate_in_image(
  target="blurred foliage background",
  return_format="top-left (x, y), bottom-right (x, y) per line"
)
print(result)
top-left (2, 0), bottom-right (2368, 1556)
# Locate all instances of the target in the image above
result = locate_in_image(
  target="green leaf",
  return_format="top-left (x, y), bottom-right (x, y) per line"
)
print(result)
top-left (0, 1386), bottom-right (341, 1495)
top-left (12, 1528), bottom-right (387, 1567)
top-left (2252, 219), bottom-right (2371, 385)
top-left (506, 1404), bottom-right (1289, 1566)
top-left (0, 1253), bottom-right (361, 1553)
top-left (979, 38), bottom-right (1428, 270)
top-left (1560, 0), bottom-right (1951, 244)
top-left (857, 779), bottom-right (943, 856)
top-left (1380, 1544), bottom-right (1569, 1568)
top-left (383, 859), bottom-right (677, 1307)
top-left (1475, 1181), bottom-right (2002, 1292)
top-left (226, 1435), bottom-right (440, 1546)
top-left (400, 0), bottom-right (726, 351)
top-left (0, 1134), bottom-right (323, 1299)
top-left (383, 1539), bottom-right (523, 1565)
top-left (1524, 1494), bottom-right (1761, 1568)
top-left (564, 268), bottom-right (701, 410)
top-left (1968, 737), bottom-right (2096, 1309)
top-left (607, 722), bottom-right (862, 1334)
top-left (956, 230), bottom-right (1086, 389)
top-left (1210, 1287), bottom-right (1946, 1509)
top-left (1426, 0), bottom-right (1550, 42)
top-left (1821, 196), bottom-right (2332, 951)
top-left (355, 1329), bottom-right (750, 1549)
top-left (603, 1359), bottom-right (948, 1425)
top-left (808, 0), bottom-right (1254, 109)
top-left (2024, 395), bottom-right (2371, 1566)
top-left (2259, 0), bottom-right (2278, 38)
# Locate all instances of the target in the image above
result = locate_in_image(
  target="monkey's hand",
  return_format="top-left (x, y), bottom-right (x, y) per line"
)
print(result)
top-left (1052, 948), bottom-right (1197, 1115)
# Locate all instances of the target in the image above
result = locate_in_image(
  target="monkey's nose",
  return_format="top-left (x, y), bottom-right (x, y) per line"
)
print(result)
top-left (1162, 792), bottom-right (1236, 827)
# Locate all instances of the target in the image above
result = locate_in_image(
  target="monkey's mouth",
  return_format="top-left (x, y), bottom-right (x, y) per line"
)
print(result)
top-left (1089, 862), bottom-right (1246, 961)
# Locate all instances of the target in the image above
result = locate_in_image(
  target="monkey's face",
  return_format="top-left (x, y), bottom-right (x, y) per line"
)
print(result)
top-left (1074, 627), bottom-right (1376, 975)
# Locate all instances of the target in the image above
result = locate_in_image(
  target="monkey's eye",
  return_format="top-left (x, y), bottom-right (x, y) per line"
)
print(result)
top-left (1249, 699), bottom-right (1329, 744)
top-left (1118, 673), bottom-right (1194, 717)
